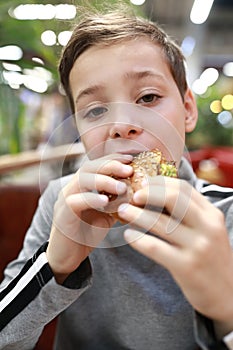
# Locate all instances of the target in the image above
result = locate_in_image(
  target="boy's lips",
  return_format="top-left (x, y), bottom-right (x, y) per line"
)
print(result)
top-left (116, 146), bottom-right (150, 155)
top-left (117, 149), bottom-right (148, 156)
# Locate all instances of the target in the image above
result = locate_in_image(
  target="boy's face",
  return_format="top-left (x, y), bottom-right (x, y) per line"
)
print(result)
top-left (69, 38), bottom-right (197, 163)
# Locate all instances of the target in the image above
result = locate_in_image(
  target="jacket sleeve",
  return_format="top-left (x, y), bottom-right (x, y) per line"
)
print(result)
top-left (0, 178), bottom-right (92, 350)
top-left (193, 199), bottom-right (233, 350)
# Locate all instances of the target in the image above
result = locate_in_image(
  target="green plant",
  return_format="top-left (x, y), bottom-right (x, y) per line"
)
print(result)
top-left (0, 78), bottom-right (25, 155)
top-left (186, 78), bottom-right (233, 150)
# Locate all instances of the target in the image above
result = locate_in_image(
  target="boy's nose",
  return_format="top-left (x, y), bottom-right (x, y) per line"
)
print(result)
top-left (109, 122), bottom-right (143, 139)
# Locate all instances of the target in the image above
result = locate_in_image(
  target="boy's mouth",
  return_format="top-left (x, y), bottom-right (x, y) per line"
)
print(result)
top-left (117, 149), bottom-right (148, 156)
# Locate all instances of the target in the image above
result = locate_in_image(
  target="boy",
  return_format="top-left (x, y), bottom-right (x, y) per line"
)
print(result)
top-left (1, 5), bottom-right (233, 350)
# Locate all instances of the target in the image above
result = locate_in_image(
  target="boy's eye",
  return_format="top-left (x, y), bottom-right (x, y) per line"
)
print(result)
top-left (137, 93), bottom-right (160, 104)
top-left (84, 106), bottom-right (108, 119)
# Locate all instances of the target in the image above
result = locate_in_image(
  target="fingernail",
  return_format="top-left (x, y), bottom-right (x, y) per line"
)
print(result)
top-left (124, 228), bottom-right (143, 242)
top-left (141, 179), bottom-right (148, 187)
top-left (122, 154), bottom-right (133, 160)
top-left (116, 181), bottom-right (127, 194)
top-left (118, 203), bottom-right (129, 212)
top-left (124, 229), bottom-right (132, 241)
top-left (122, 164), bottom-right (132, 172)
top-left (98, 194), bottom-right (108, 204)
top-left (132, 191), bottom-right (140, 203)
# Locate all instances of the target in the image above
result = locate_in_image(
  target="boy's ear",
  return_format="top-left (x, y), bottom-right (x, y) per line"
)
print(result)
top-left (184, 88), bottom-right (198, 133)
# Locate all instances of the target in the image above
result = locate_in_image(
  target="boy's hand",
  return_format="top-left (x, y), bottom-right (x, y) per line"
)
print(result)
top-left (120, 176), bottom-right (233, 334)
top-left (46, 154), bottom-right (133, 283)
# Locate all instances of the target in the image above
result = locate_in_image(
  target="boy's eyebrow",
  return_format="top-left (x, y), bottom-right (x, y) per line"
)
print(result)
top-left (123, 69), bottom-right (166, 82)
top-left (75, 84), bottom-right (104, 103)
top-left (75, 70), bottom-right (166, 103)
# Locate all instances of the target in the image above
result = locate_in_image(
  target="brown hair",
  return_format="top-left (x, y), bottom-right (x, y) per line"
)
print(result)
top-left (59, 5), bottom-right (187, 113)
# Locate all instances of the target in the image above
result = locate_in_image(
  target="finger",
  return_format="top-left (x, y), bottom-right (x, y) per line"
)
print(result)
top-left (78, 172), bottom-right (128, 195)
top-left (124, 228), bottom-right (181, 269)
top-left (54, 192), bottom-right (112, 244)
top-left (65, 191), bottom-right (115, 229)
top-left (85, 160), bottom-right (133, 178)
top-left (63, 161), bottom-right (132, 198)
top-left (148, 176), bottom-right (209, 211)
top-left (67, 192), bottom-right (109, 213)
top-left (81, 154), bottom-right (133, 174)
top-left (55, 191), bottom-right (109, 224)
top-left (133, 178), bottom-right (204, 227)
top-left (118, 202), bottom-right (192, 246)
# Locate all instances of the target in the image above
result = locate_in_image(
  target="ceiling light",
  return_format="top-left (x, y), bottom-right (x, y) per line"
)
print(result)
top-left (217, 111), bottom-right (233, 127)
top-left (200, 67), bottom-right (219, 86)
top-left (221, 94), bottom-right (233, 110)
top-left (23, 75), bottom-right (48, 93)
top-left (9, 4), bottom-right (55, 20)
top-left (32, 57), bottom-right (45, 65)
top-left (3, 71), bottom-right (24, 86)
top-left (181, 36), bottom-right (196, 57)
top-left (9, 4), bottom-right (76, 21)
top-left (0, 45), bottom-right (23, 61)
top-left (58, 31), bottom-right (72, 46)
top-left (223, 62), bottom-right (233, 77)
top-left (2, 62), bottom-right (22, 72)
top-left (55, 4), bottom-right (76, 20)
top-left (190, 0), bottom-right (214, 24)
top-left (23, 67), bottom-right (53, 84)
top-left (41, 30), bottom-right (57, 46)
top-left (192, 79), bottom-right (208, 95)
top-left (210, 100), bottom-right (222, 114)
top-left (130, 0), bottom-right (146, 5)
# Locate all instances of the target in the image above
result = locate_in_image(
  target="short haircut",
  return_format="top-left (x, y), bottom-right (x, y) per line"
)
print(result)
top-left (59, 5), bottom-right (187, 113)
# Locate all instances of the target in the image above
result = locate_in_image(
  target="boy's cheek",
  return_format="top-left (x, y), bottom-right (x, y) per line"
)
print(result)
top-left (79, 133), bottom-right (105, 159)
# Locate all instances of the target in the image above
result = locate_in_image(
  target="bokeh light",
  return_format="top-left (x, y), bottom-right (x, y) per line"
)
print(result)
top-left (210, 100), bottom-right (222, 114)
top-left (221, 94), bottom-right (233, 110)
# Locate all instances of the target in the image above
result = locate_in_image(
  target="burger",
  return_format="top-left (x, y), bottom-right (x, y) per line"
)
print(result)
top-left (104, 149), bottom-right (178, 220)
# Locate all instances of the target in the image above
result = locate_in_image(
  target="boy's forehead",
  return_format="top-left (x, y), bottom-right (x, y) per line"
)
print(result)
top-left (69, 38), bottom-right (178, 105)
top-left (70, 38), bottom-right (169, 79)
